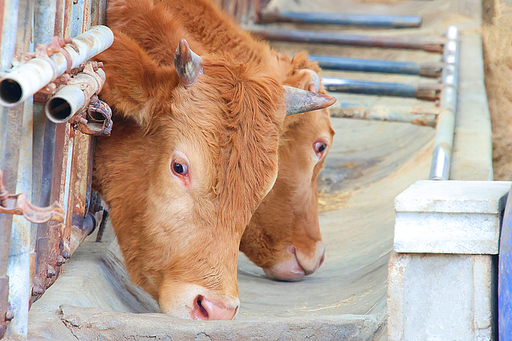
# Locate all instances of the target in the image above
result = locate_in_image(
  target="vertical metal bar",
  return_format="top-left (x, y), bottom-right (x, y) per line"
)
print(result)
top-left (429, 26), bottom-right (459, 180)
top-left (0, 0), bottom-right (19, 71)
top-left (7, 99), bottom-right (34, 339)
top-left (5, 0), bottom-right (34, 336)
top-left (82, 0), bottom-right (92, 32)
top-left (70, 0), bottom-right (84, 36)
top-left (33, 0), bottom-right (58, 238)
top-left (63, 0), bottom-right (73, 38)
top-left (67, 132), bottom-right (94, 256)
top-left (54, 0), bottom-right (65, 36)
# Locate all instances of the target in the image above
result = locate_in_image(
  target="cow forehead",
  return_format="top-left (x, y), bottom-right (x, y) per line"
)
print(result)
top-left (152, 74), bottom-right (282, 229)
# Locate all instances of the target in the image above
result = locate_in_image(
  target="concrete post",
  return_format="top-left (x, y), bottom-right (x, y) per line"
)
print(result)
top-left (388, 180), bottom-right (511, 340)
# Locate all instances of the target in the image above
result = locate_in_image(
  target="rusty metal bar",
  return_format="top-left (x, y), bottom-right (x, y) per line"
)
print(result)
top-left (258, 10), bottom-right (422, 28)
top-left (245, 25), bottom-right (446, 53)
top-left (322, 77), bottom-right (442, 101)
top-left (63, 131), bottom-right (93, 258)
top-left (330, 102), bottom-right (439, 127)
top-left (309, 55), bottom-right (444, 78)
top-left (429, 26), bottom-right (459, 180)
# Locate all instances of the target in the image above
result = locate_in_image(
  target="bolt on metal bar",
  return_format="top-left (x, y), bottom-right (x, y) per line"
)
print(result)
top-left (429, 26), bottom-right (459, 180)
top-left (0, 25), bottom-right (113, 107)
top-left (309, 55), bottom-right (444, 78)
top-left (244, 24), bottom-right (446, 53)
top-left (258, 10), bottom-right (422, 28)
top-left (330, 102), bottom-right (439, 127)
top-left (322, 77), bottom-right (441, 100)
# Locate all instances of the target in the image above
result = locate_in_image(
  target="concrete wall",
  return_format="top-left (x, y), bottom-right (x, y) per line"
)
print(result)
top-left (388, 180), bottom-right (510, 340)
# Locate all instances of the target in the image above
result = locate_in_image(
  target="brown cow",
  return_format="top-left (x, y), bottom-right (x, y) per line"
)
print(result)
top-left (241, 53), bottom-right (335, 281)
top-left (93, 3), bottom-right (335, 321)
top-left (107, 0), bottom-right (334, 281)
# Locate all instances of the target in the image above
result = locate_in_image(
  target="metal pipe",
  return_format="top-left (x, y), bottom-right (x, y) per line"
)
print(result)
top-left (0, 25), bottom-right (113, 107)
top-left (309, 55), bottom-right (444, 78)
top-left (258, 10), bottom-right (422, 28)
top-left (429, 26), bottom-right (459, 180)
top-left (245, 25), bottom-right (446, 53)
top-left (45, 68), bottom-right (106, 123)
top-left (322, 77), bottom-right (441, 100)
top-left (329, 102), bottom-right (439, 127)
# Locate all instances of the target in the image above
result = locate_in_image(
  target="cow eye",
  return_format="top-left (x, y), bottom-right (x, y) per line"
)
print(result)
top-left (313, 140), bottom-right (328, 160)
top-left (170, 153), bottom-right (190, 178)
top-left (172, 162), bottom-right (188, 175)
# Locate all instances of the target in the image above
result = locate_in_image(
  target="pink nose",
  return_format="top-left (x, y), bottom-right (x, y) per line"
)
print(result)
top-left (264, 242), bottom-right (326, 281)
top-left (191, 295), bottom-right (238, 320)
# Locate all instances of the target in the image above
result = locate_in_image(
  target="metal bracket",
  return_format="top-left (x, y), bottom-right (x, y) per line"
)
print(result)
top-left (0, 171), bottom-right (64, 224)
top-left (73, 94), bottom-right (113, 136)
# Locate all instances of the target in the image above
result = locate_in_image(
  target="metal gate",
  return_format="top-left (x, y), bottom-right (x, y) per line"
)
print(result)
top-left (0, 0), bottom-right (111, 338)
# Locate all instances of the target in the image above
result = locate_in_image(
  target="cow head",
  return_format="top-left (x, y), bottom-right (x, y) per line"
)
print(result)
top-left (240, 52), bottom-right (335, 281)
top-left (93, 34), bottom-right (335, 319)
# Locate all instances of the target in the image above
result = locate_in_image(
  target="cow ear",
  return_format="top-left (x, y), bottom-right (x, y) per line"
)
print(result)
top-left (95, 31), bottom-right (179, 129)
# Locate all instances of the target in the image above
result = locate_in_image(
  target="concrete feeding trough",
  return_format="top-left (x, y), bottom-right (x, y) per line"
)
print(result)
top-left (2, 0), bottom-right (495, 339)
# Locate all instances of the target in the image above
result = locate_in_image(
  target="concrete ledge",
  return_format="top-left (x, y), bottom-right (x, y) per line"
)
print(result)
top-left (394, 180), bottom-right (510, 254)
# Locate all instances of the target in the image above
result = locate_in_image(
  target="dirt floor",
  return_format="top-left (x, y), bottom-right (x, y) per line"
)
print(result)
top-left (483, 0), bottom-right (512, 180)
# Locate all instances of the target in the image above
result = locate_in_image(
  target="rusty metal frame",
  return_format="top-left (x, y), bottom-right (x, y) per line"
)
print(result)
top-left (0, 0), bottom-right (109, 338)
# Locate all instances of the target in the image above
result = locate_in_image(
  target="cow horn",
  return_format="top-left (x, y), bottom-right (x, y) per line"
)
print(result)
top-left (284, 86), bottom-right (337, 116)
top-left (174, 39), bottom-right (203, 87)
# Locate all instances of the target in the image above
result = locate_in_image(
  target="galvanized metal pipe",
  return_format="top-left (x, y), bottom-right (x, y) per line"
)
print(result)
top-left (245, 24), bottom-right (446, 53)
top-left (0, 25), bottom-right (113, 107)
top-left (309, 55), bottom-right (444, 78)
top-left (322, 77), bottom-right (441, 100)
top-left (258, 10), bottom-right (422, 28)
top-left (429, 26), bottom-right (459, 180)
top-left (330, 102), bottom-right (439, 127)
top-left (45, 68), bottom-right (106, 123)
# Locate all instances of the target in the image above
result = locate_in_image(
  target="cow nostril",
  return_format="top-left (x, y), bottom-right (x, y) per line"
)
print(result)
top-left (288, 245), bottom-right (296, 255)
top-left (194, 295), bottom-right (209, 320)
top-left (319, 250), bottom-right (325, 268)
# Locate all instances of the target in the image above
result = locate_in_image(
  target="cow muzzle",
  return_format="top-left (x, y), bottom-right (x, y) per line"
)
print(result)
top-left (159, 282), bottom-right (239, 321)
top-left (263, 241), bottom-right (325, 281)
